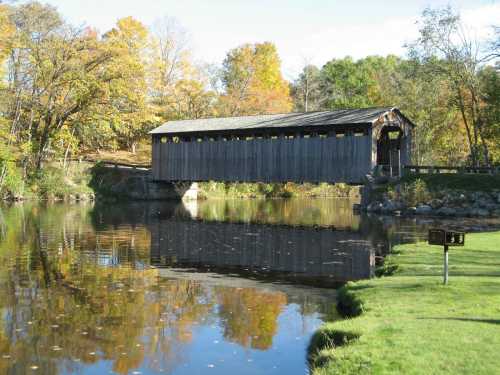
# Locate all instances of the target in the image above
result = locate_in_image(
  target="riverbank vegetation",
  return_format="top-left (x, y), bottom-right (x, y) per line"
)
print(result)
top-left (198, 181), bottom-right (356, 199)
top-left (309, 231), bottom-right (500, 374)
top-left (367, 174), bottom-right (500, 217)
top-left (0, 2), bottom-right (498, 199)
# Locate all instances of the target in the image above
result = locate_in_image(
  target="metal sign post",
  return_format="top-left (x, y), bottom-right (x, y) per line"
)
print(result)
top-left (443, 244), bottom-right (449, 285)
top-left (428, 229), bottom-right (465, 285)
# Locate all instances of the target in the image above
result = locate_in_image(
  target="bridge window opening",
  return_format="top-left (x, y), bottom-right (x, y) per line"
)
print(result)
top-left (245, 136), bottom-right (254, 140)
top-left (285, 134), bottom-right (295, 139)
top-left (388, 131), bottom-right (400, 140)
top-left (354, 129), bottom-right (366, 137)
top-left (196, 137), bottom-right (203, 142)
top-left (172, 137), bottom-right (180, 143)
top-left (209, 137), bottom-right (216, 141)
top-left (336, 131), bottom-right (345, 138)
top-left (319, 133), bottom-right (328, 138)
top-left (271, 135), bottom-right (278, 140)
top-left (303, 133), bottom-right (311, 138)
top-left (160, 136), bottom-right (168, 143)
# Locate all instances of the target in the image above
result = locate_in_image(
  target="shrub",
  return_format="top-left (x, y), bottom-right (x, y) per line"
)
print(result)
top-left (0, 161), bottom-right (24, 198)
top-left (390, 178), bottom-right (431, 206)
top-left (337, 284), bottom-right (365, 318)
top-left (31, 167), bottom-right (70, 199)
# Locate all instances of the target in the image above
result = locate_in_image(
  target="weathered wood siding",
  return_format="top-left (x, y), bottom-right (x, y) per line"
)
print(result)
top-left (152, 133), bottom-right (372, 183)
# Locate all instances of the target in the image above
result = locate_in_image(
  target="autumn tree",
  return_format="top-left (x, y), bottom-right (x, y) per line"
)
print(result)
top-left (102, 16), bottom-right (156, 154)
top-left (0, 2), bottom-right (16, 193)
top-left (408, 6), bottom-right (493, 166)
top-left (4, 2), bottom-right (123, 170)
top-left (220, 42), bottom-right (292, 115)
top-left (395, 59), bottom-right (467, 165)
top-left (478, 65), bottom-right (500, 163)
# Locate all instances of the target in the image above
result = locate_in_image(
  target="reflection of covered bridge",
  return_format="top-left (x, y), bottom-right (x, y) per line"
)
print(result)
top-left (150, 107), bottom-right (415, 184)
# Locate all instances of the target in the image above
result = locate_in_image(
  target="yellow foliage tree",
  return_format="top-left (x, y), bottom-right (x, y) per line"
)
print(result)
top-left (103, 17), bottom-right (158, 153)
top-left (220, 42), bottom-right (292, 116)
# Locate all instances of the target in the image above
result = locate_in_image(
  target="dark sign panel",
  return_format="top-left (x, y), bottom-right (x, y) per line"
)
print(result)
top-left (428, 229), bottom-right (465, 247)
top-left (429, 229), bottom-right (445, 246)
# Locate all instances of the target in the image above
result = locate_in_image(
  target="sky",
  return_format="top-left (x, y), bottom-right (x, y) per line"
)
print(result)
top-left (29, 0), bottom-right (500, 79)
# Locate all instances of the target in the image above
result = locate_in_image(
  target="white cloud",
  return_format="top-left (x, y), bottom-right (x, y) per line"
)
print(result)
top-left (462, 3), bottom-right (499, 40)
top-left (280, 16), bottom-right (419, 77)
top-left (280, 3), bottom-right (499, 78)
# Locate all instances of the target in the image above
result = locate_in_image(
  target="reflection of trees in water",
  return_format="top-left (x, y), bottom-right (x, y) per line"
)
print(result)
top-left (216, 287), bottom-right (287, 350)
top-left (0, 204), bottom-right (215, 375)
top-left (196, 198), bottom-right (360, 229)
top-left (0, 203), bottom-right (312, 375)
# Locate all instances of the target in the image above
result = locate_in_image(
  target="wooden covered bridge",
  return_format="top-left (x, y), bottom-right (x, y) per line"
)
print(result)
top-left (150, 107), bottom-right (415, 184)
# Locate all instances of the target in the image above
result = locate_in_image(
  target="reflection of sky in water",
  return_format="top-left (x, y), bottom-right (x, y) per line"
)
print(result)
top-left (69, 296), bottom-right (322, 375)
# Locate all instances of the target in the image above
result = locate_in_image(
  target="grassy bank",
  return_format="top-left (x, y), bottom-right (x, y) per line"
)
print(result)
top-left (309, 231), bottom-right (500, 375)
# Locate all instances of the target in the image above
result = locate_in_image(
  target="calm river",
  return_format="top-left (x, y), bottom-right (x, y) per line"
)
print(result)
top-left (0, 199), bottom-right (494, 375)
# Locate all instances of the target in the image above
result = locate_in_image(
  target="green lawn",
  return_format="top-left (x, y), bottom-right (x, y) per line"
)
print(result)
top-left (309, 231), bottom-right (500, 375)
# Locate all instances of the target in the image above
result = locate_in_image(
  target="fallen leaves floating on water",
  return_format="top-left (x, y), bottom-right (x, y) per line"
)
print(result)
top-left (2, 354), bottom-right (11, 359)
top-left (30, 365), bottom-right (39, 370)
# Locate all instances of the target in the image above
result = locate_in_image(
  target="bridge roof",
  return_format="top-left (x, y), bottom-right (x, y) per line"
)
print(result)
top-left (150, 107), bottom-right (412, 135)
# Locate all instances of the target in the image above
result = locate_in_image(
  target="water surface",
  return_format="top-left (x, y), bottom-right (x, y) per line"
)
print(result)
top-left (0, 199), bottom-right (496, 375)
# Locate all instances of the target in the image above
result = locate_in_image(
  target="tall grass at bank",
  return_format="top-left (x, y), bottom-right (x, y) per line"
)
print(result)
top-left (198, 181), bottom-right (356, 199)
top-left (309, 231), bottom-right (500, 375)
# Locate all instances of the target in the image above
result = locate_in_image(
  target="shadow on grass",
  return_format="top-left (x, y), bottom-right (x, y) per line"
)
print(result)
top-left (418, 317), bottom-right (500, 325)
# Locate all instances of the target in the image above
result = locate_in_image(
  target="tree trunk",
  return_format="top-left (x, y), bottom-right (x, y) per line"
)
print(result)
top-left (456, 90), bottom-right (477, 166)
